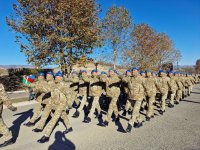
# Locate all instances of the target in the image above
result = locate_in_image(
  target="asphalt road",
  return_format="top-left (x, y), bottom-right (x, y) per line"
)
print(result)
top-left (1, 84), bottom-right (200, 150)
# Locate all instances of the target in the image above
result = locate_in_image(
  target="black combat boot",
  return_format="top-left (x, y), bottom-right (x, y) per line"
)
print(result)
top-left (37, 136), bottom-right (49, 143)
top-left (72, 110), bottom-right (80, 118)
top-left (97, 112), bottom-right (103, 119)
top-left (83, 116), bottom-right (91, 123)
top-left (126, 124), bottom-right (132, 133)
top-left (122, 110), bottom-right (127, 116)
top-left (23, 122), bottom-right (35, 127)
top-left (174, 101), bottom-right (179, 105)
top-left (63, 127), bottom-right (73, 134)
top-left (146, 116), bottom-right (151, 121)
top-left (104, 121), bottom-right (109, 126)
top-left (0, 138), bottom-right (14, 147)
top-left (32, 128), bottom-right (43, 132)
top-left (135, 122), bottom-right (143, 128)
top-left (168, 103), bottom-right (174, 108)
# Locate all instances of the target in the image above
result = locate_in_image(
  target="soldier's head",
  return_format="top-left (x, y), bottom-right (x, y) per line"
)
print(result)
top-left (55, 73), bottom-right (63, 82)
top-left (158, 70), bottom-right (165, 77)
top-left (145, 70), bottom-right (151, 77)
top-left (91, 69), bottom-right (98, 76)
top-left (140, 70), bottom-right (146, 77)
top-left (46, 72), bottom-right (54, 81)
top-left (72, 71), bottom-right (78, 77)
top-left (37, 72), bottom-right (45, 80)
top-left (101, 71), bottom-right (107, 76)
top-left (168, 70), bottom-right (174, 77)
top-left (108, 68), bottom-right (115, 76)
top-left (131, 67), bottom-right (139, 76)
top-left (126, 70), bottom-right (131, 76)
top-left (81, 70), bottom-right (87, 76)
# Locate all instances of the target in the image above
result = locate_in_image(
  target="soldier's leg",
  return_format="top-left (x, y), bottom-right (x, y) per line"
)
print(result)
top-left (61, 112), bottom-right (71, 129)
top-left (161, 93), bottom-right (167, 111)
top-left (0, 117), bottom-right (12, 142)
top-left (43, 109), bottom-right (63, 137)
top-left (29, 104), bottom-right (43, 123)
top-left (128, 100), bottom-right (142, 126)
top-left (125, 100), bottom-right (131, 111)
top-left (74, 94), bottom-right (80, 107)
top-left (88, 96), bottom-right (98, 118)
top-left (147, 96), bottom-right (155, 118)
top-left (105, 99), bottom-right (114, 123)
top-left (35, 104), bottom-right (52, 130)
top-left (94, 96), bottom-right (101, 115)
top-left (77, 95), bottom-right (87, 112)
top-left (169, 92), bottom-right (175, 105)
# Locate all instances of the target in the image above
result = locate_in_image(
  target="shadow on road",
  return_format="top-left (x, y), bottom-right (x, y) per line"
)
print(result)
top-left (191, 92), bottom-right (200, 94)
top-left (48, 131), bottom-right (75, 150)
top-left (9, 109), bottom-right (33, 142)
top-left (182, 100), bottom-right (200, 104)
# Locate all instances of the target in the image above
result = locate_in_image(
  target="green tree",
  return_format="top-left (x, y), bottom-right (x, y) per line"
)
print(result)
top-left (101, 6), bottom-right (132, 69)
top-left (6, 0), bottom-right (100, 73)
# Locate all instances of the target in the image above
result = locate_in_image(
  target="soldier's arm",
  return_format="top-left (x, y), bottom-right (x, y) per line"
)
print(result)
top-left (82, 75), bottom-right (90, 83)
top-left (65, 77), bottom-right (79, 83)
top-left (0, 84), bottom-right (17, 111)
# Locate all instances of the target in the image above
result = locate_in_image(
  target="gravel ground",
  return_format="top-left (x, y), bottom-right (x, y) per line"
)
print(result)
top-left (1, 84), bottom-right (200, 150)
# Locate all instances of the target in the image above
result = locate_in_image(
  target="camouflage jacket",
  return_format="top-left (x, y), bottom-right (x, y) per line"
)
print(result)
top-left (78, 76), bottom-right (89, 96)
top-left (65, 76), bottom-right (79, 94)
top-left (123, 75), bottom-right (145, 101)
top-left (168, 76), bottom-right (178, 92)
top-left (100, 74), bottom-right (121, 98)
top-left (143, 77), bottom-right (158, 97)
top-left (82, 75), bottom-right (103, 97)
top-left (157, 76), bottom-right (170, 94)
top-left (0, 84), bottom-right (15, 114)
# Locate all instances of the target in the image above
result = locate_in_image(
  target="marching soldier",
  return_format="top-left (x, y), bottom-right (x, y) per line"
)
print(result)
top-left (0, 84), bottom-right (17, 147)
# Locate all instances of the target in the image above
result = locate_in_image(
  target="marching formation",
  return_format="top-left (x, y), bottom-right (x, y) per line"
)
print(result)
top-left (0, 67), bottom-right (199, 147)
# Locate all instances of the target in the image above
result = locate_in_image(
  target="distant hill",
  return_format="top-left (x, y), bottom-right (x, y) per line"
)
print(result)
top-left (0, 65), bottom-right (35, 69)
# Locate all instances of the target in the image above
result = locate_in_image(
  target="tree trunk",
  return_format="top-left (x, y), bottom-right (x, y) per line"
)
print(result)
top-left (113, 42), bottom-right (117, 69)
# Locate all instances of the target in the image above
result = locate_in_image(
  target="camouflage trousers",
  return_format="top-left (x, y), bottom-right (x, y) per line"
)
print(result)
top-left (169, 91), bottom-right (176, 105)
top-left (176, 89), bottom-right (182, 102)
top-left (160, 93), bottom-right (168, 111)
top-left (128, 100), bottom-right (142, 126)
top-left (146, 96), bottom-right (156, 117)
top-left (0, 118), bottom-right (12, 143)
top-left (36, 104), bottom-right (71, 137)
top-left (29, 94), bottom-right (47, 123)
top-left (68, 93), bottom-right (80, 109)
top-left (88, 96), bottom-right (101, 118)
top-left (77, 95), bottom-right (87, 112)
top-left (124, 99), bottom-right (132, 112)
top-left (105, 97), bottom-right (119, 123)
top-left (0, 105), bottom-right (12, 142)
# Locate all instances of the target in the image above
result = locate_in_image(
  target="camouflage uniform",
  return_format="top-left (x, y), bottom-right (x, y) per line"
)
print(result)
top-left (175, 74), bottom-right (183, 102)
top-left (36, 79), bottom-right (72, 138)
top-left (157, 75), bottom-right (169, 112)
top-left (65, 75), bottom-right (80, 109)
top-left (0, 84), bottom-right (16, 144)
top-left (77, 76), bottom-right (89, 113)
top-left (123, 74), bottom-right (145, 130)
top-left (82, 74), bottom-right (102, 120)
top-left (122, 76), bottom-right (132, 113)
top-left (143, 76), bottom-right (158, 118)
top-left (100, 74), bottom-right (121, 123)
top-left (168, 75), bottom-right (178, 106)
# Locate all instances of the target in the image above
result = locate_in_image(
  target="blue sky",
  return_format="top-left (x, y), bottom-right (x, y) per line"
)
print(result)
top-left (0, 0), bottom-right (199, 66)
